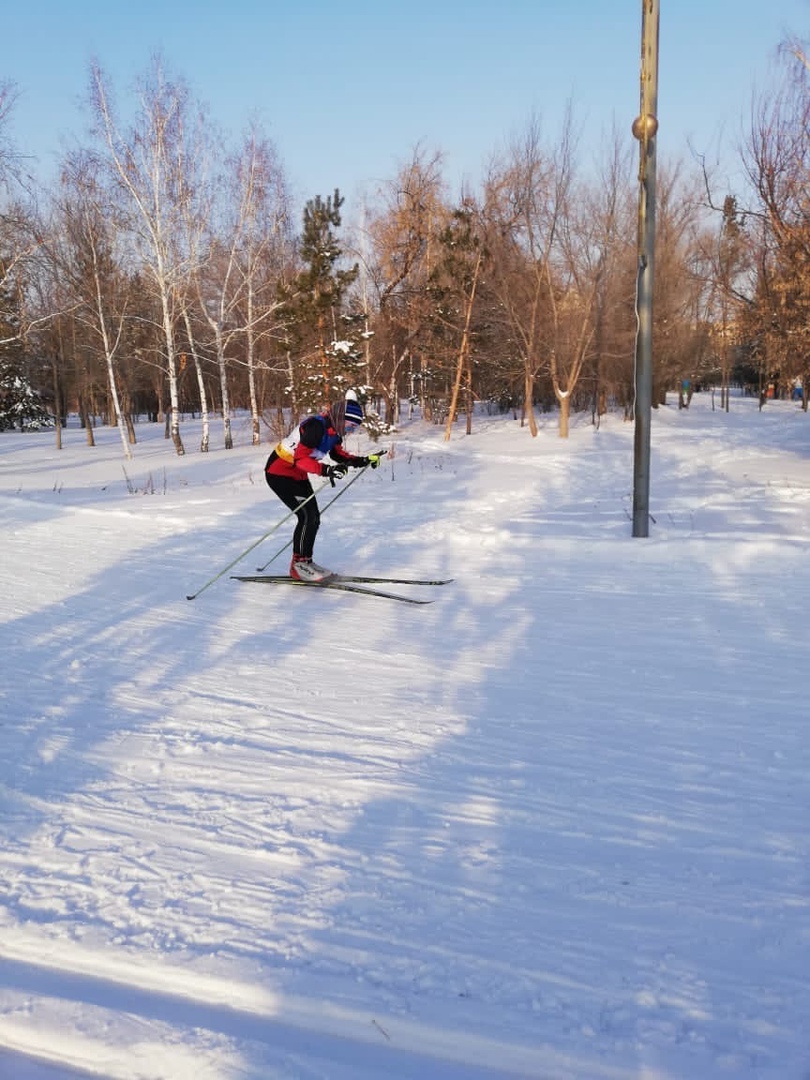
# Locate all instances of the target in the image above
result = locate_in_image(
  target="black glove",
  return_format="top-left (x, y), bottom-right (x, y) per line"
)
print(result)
top-left (322, 462), bottom-right (348, 486)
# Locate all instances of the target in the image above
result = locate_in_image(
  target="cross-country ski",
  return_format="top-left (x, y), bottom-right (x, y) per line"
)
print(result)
top-left (231, 574), bottom-right (436, 604)
top-left (243, 573), bottom-right (454, 586)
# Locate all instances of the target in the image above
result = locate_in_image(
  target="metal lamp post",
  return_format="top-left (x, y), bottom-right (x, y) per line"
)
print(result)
top-left (631, 0), bottom-right (660, 537)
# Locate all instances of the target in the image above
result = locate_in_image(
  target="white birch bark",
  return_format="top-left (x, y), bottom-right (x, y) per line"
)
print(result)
top-left (89, 60), bottom-right (193, 455)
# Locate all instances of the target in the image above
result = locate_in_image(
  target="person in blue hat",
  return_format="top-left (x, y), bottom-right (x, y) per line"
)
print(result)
top-left (264, 397), bottom-right (381, 581)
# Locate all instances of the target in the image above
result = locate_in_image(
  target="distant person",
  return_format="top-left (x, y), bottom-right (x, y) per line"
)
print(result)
top-left (264, 397), bottom-right (380, 581)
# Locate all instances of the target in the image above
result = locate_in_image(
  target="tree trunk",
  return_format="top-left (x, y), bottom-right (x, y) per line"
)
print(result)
top-left (105, 351), bottom-right (132, 460)
top-left (465, 362), bottom-right (473, 436)
top-left (161, 297), bottom-right (185, 455)
top-left (523, 367), bottom-right (538, 437)
top-left (245, 292), bottom-right (261, 446)
top-left (558, 393), bottom-right (571, 438)
top-left (52, 349), bottom-right (63, 451)
top-left (286, 349), bottom-right (298, 421)
top-left (444, 254), bottom-right (481, 442)
top-left (80, 396), bottom-right (95, 446)
top-left (182, 309), bottom-right (210, 452)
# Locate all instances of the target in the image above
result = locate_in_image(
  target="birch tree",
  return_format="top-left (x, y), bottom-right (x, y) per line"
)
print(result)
top-left (194, 128), bottom-right (289, 448)
top-left (51, 151), bottom-right (133, 457)
top-left (89, 57), bottom-right (202, 455)
top-left (177, 300), bottom-right (211, 451)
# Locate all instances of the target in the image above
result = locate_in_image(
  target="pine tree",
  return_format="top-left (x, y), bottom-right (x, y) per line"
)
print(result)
top-left (0, 257), bottom-right (52, 431)
top-left (280, 189), bottom-right (361, 412)
top-left (0, 361), bottom-right (53, 431)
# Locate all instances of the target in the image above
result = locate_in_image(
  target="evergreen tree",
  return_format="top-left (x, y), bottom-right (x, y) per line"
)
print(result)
top-left (280, 189), bottom-right (361, 412)
top-left (0, 256), bottom-right (52, 431)
top-left (0, 360), bottom-right (53, 430)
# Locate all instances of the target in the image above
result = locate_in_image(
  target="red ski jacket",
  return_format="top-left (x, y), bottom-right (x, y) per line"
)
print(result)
top-left (265, 410), bottom-right (365, 483)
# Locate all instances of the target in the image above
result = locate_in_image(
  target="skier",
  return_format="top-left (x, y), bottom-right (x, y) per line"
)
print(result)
top-left (264, 398), bottom-right (381, 581)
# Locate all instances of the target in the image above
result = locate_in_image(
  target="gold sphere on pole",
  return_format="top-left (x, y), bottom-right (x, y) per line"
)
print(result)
top-left (632, 113), bottom-right (659, 141)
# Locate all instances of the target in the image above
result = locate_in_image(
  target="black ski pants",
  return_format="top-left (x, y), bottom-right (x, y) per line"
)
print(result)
top-left (265, 472), bottom-right (320, 558)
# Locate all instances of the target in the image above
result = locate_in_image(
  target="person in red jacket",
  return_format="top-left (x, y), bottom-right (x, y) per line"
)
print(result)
top-left (264, 398), bottom-right (380, 581)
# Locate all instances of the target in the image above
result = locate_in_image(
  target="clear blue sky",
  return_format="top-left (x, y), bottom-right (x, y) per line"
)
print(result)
top-left (4, 0), bottom-right (808, 218)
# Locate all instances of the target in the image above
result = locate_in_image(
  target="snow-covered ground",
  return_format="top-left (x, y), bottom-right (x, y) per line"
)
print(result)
top-left (0, 395), bottom-right (808, 1080)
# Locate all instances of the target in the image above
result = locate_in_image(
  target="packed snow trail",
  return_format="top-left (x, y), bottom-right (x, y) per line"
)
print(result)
top-left (1, 400), bottom-right (808, 1079)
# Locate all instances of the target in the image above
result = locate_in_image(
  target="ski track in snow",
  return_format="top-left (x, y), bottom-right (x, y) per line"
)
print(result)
top-left (0, 400), bottom-right (809, 1079)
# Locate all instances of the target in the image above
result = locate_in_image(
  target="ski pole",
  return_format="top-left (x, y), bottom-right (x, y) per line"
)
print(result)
top-left (254, 456), bottom-right (384, 572)
top-left (186, 483), bottom-right (326, 601)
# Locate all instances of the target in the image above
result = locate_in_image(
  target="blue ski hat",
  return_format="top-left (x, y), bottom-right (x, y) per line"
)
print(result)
top-left (344, 399), bottom-right (364, 426)
top-left (328, 398), bottom-right (365, 436)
